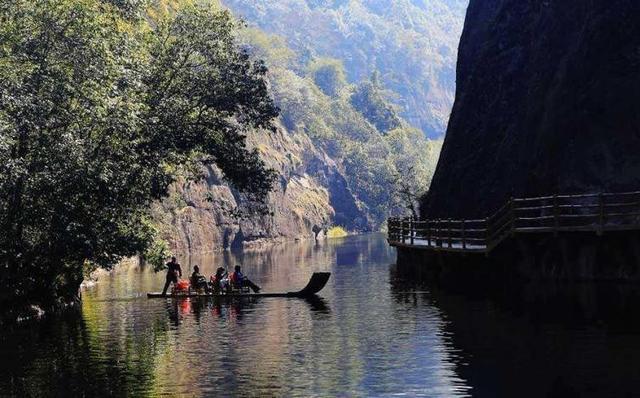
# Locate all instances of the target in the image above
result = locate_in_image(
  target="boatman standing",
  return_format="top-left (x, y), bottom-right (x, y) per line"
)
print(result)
top-left (162, 256), bottom-right (182, 296)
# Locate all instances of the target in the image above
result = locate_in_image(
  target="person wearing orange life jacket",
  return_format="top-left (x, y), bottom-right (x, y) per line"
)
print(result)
top-left (229, 265), bottom-right (261, 293)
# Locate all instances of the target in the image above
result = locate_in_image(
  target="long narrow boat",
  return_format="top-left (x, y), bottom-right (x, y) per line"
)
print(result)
top-left (147, 272), bottom-right (331, 299)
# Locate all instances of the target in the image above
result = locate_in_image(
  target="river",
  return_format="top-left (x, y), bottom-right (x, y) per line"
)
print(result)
top-left (1, 234), bottom-right (639, 397)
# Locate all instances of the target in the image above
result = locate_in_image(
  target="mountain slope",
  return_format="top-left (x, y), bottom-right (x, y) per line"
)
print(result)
top-left (154, 10), bottom-right (444, 251)
top-left (220, 0), bottom-right (468, 137)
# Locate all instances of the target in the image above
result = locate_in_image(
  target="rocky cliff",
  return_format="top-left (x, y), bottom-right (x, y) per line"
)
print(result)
top-left (422, 0), bottom-right (640, 219)
top-left (152, 123), bottom-right (368, 253)
top-left (150, 1), bottom-right (447, 253)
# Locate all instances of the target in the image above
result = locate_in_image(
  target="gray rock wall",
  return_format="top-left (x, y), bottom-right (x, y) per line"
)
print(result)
top-left (153, 124), bottom-right (367, 253)
top-left (422, 0), bottom-right (640, 219)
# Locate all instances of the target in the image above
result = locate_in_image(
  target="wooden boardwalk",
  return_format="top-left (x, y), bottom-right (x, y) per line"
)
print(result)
top-left (388, 191), bottom-right (640, 254)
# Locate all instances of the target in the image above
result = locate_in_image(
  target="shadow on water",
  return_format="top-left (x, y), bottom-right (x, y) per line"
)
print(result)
top-left (391, 265), bottom-right (640, 398)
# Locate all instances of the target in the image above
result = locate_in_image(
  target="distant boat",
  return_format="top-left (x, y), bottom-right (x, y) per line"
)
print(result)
top-left (147, 272), bottom-right (331, 299)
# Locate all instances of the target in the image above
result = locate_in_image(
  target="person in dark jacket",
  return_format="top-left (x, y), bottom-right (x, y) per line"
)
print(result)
top-left (190, 265), bottom-right (209, 293)
top-left (229, 265), bottom-right (261, 293)
top-left (162, 257), bottom-right (182, 296)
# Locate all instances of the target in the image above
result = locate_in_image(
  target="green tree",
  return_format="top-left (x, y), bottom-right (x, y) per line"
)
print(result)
top-left (386, 127), bottom-right (442, 218)
top-left (307, 57), bottom-right (347, 97)
top-left (0, 0), bottom-right (277, 316)
top-left (350, 78), bottom-right (402, 133)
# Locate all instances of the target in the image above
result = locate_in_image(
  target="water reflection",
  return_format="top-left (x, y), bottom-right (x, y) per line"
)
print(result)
top-left (393, 265), bottom-right (640, 397)
top-left (0, 234), bottom-right (470, 397)
top-left (4, 234), bottom-right (640, 397)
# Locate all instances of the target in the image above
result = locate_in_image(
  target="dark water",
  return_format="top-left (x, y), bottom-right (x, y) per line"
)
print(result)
top-left (1, 234), bottom-right (640, 397)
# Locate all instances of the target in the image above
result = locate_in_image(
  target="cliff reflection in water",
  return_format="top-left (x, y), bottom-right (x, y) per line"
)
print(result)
top-left (393, 266), bottom-right (640, 397)
top-left (5, 234), bottom-right (636, 396)
top-left (0, 235), bottom-right (469, 397)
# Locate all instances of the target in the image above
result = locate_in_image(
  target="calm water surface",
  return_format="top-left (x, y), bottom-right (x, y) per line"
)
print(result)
top-left (1, 234), bottom-right (640, 397)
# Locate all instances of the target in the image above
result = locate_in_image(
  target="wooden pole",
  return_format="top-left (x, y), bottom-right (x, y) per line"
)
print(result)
top-left (553, 194), bottom-right (559, 235)
top-left (485, 217), bottom-right (490, 251)
top-left (410, 218), bottom-right (415, 245)
top-left (394, 219), bottom-right (399, 242)
top-left (390, 218), bottom-right (394, 242)
top-left (462, 219), bottom-right (466, 250)
top-left (510, 197), bottom-right (515, 235)
top-left (389, 219), bottom-right (393, 241)
top-left (598, 192), bottom-right (604, 235)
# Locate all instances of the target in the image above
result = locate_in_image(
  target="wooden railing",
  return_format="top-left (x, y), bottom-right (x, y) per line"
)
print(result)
top-left (388, 191), bottom-right (640, 253)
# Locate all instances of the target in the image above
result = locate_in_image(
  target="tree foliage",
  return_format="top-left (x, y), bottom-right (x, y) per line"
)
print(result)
top-left (307, 57), bottom-right (347, 97)
top-left (239, 27), bottom-right (441, 228)
top-left (221, 0), bottom-right (467, 136)
top-left (350, 76), bottom-right (402, 133)
top-left (0, 0), bottom-right (277, 312)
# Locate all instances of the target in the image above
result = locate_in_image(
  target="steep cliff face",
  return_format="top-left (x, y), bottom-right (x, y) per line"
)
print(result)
top-left (422, 0), bottom-right (640, 218)
top-left (152, 124), bottom-right (367, 252)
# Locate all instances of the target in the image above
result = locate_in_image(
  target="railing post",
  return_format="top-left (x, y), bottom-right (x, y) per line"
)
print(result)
top-left (436, 219), bottom-right (441, 247)
top-left (410, 218), bottom-right (415, 245)
top-left (553, 194), bottom-right (559, 235)
top-left (391, 218), bottom-right (395, 242)
top-left (426, 219), bottom-right (431, 247)
top-left (510, 197), bottom-right (515, 235)
top-left (394, 219), bottom-right (399, 242)
top-left (598, 192), bottom-right (604, 235)
top-left (400, 218), bottom-right (405, 244)
top-left (485, 217), bottom-right (490, 253)
top-left (461, 219), bottom-right (466, 250)
top-left (448, 219), bottom-right (452, 248)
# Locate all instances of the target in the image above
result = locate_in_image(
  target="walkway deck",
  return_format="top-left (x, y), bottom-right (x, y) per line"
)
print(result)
top-left (388, 191), bottom-right (640, 254)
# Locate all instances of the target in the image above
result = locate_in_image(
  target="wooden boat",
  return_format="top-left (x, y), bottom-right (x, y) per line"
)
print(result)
top-left (147, 272), bottom-right (331, 299)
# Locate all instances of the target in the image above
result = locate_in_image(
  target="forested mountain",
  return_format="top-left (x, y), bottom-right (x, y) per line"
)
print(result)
top-left (220, 0), bottom-right (468, 137)
top-left (156, 7), bottom-right (444, 252)
top-left (0, 0), bottom-right (463, 315)
top-left (87, 1), bottom-right (465, 253)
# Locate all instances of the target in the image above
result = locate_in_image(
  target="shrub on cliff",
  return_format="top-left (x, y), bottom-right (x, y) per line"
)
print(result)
top-left (326, 226), bottom-right (348, 239)
top-left (0, 0), bottom-right (277, 314)
top-left (307, 58), bottom-right (347, 97)
top-left (350, 75), bottom-right (402, 133)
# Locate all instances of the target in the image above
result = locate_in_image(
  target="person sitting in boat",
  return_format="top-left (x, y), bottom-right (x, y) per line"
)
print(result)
top-left (229, 265), bottom-right (261, 293)
top-left (162, 256), bottom-right (182, 296)
top-left (190, 265), bottom-right (209, 293)
top-left (210, 267), bottom-right (228, 293)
